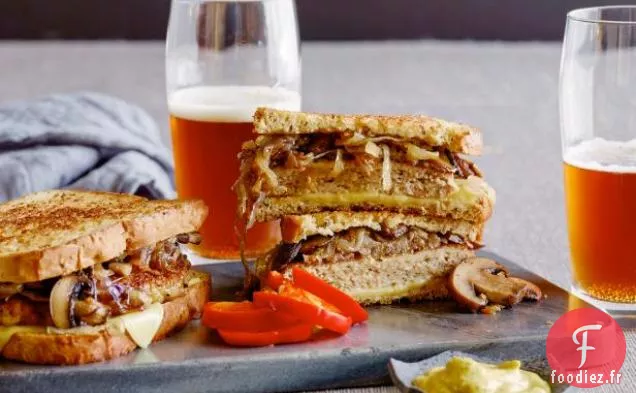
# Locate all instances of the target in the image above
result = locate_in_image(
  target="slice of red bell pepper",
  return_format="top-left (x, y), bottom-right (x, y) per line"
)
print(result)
top-left (253, 288), bottom-right (352, 335)
top-left (217, 323), bottom-right (313, 347)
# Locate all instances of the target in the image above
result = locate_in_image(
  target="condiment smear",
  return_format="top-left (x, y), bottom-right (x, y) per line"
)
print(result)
top-left (412, 356), bottom-right (550, 393)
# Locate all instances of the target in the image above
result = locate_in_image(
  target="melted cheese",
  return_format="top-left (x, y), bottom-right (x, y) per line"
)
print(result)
top-left (290, 177), bottom-right (494, 210)
top-left (350, 280), bottom-right (436, 300)
top-left (0, 326), bottom-right (45, 351)
top-left (45, 319), bottom-right (126, 336)
top-left (118, 303), bottom-right (164, 348)
top-left (1, 303), bottom-right (164, 351)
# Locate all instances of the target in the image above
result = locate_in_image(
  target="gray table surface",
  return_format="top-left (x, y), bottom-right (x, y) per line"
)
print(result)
top-left (0, 40), bottom-right (630, 392)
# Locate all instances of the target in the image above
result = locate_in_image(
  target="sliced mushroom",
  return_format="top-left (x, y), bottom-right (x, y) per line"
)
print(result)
top-left (448, 257), bottom-right (542, 313)
top-left (505, 277), bottom-right (544, 303)
top-left (49, 275), bottom-right (93, 328)
top-left (50, 276), bottom-right (81, 328)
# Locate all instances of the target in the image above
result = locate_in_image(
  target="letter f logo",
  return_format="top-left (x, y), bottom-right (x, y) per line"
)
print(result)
top-left (572, 324), bottom-right (603, 369)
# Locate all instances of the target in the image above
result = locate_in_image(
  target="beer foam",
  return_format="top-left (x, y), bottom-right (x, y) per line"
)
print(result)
top-left (565, 138), bottom-right (636, 173)
top-left (168, 86), bottom-right (301, 122)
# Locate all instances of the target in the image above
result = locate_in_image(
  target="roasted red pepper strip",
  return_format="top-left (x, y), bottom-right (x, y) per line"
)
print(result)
top-left (253, 290), bottom-right (352, 335)
top-left (217, 323), bottom-right (313, 347)
top-left (263, 271), bottom-right (285, 291)
top-left (202, 301), bottom-right (299, 332)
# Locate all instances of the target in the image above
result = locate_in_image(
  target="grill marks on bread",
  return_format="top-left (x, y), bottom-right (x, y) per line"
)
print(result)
top-left (0, 192), bottom-right (143, 252)
top-left (0, 190), bottom-right (208, 283)
top-left (253, 107), bottom-right (483, 155)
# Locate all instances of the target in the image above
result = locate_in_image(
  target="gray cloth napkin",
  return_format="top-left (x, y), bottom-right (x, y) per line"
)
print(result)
top-left (0, 92), bottom-right (175, 201)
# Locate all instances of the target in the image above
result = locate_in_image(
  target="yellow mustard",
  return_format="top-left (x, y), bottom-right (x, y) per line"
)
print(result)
top-left (412, 357), bottom-right (551, 393)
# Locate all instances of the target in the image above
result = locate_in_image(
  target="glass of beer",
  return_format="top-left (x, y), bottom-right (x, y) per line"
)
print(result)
top-left (561, 6), bottom-right (636, 312)
top-left (166, 0), bottom-right (300, 260)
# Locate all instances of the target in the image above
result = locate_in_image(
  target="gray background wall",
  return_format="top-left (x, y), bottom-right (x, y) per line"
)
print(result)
top-left (1, 0), bottom-right (635, 41)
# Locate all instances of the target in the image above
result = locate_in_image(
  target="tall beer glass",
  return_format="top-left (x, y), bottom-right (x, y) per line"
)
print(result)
top-left (561, 6), bottom-right (636, 312)
top-left (166, 0), bottom-right (300, 260)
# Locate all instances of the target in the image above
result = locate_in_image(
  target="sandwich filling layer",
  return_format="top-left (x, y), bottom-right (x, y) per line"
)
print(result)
top-left (259, 225), bottom-right (480, 276)
top-left (0, 233), bottom-right (201, 329)
top-left (237, 133), bottom-right (486, 227)
top-left (297, 226), bottom-right (479, 264)
top-left (280, 211), bottom-right (484, 244)
top-left (254, 180), bottom-right (494, 223)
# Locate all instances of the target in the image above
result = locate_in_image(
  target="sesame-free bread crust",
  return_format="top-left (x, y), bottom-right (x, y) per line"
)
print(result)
top-left (0, 190), bottom-right (208, 283)
top-left (1, 271), bottom-right (210, 365)
top-left (253, 108), bottom-right (482, 155)
top-left (255, 193), bottom-right (493, 224)
top-left (283, 247), bottom-right (474, 305)
top-left (281, 212), bottom-right (484, 244)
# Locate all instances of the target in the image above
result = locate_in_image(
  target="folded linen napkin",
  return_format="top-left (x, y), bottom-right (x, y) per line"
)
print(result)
top-left (0, 92), bottom-right (175, 201)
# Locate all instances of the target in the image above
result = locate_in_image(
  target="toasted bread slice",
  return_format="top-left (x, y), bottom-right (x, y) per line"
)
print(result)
top-left (1, 271), bottom-right (209, 365)
top-left (283, 247), bottom-right (474, 305)
top-left (253, 176), bottom-right (495, 223)
top-left (281, 212), bottom-right (484, 244)
top-left (0, 190), bottom-right (208, 283)
top-left (253, 108), bottom-right (482, 155)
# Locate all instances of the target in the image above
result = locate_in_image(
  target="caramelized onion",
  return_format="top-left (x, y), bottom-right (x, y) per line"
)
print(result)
top-left (363, 141), bottom-right (382, 158)
top-left (381, 145), bottom-right (392, 192)
top-left (331, 149), bottom-right (345, 177)
top-left (254, 149), bottom-right (280, 190)
top-left (406, 143), bottom-right (440, 162)
top-left (338, 132), bottom-right (400, 146)
top-left (339, 132), bottom-right (366, 146)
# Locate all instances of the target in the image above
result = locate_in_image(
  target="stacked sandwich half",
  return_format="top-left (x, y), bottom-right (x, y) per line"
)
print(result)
top-left (236, 108), bottom-right (495, 304)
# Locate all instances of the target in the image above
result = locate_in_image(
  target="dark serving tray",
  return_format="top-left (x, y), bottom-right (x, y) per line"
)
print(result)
top-left (0, 251), bottom-right (592, 393)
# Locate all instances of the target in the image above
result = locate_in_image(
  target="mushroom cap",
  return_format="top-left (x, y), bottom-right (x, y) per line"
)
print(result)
top-left (49, 275), bottom-right (81, 329)
top-left (449, 257), bottom-right (505, 311)
top-left (448, 257), bottom-right (542, 312)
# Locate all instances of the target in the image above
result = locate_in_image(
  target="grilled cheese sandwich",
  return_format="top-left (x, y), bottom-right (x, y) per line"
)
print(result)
top-left (0, 190), bottom-right (210, 365)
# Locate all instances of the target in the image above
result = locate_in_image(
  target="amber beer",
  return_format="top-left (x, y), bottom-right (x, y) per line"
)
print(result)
top-left (168, 86), bottom-right (300, 259)
top-left (564, 140), bottom-right (636, 303)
